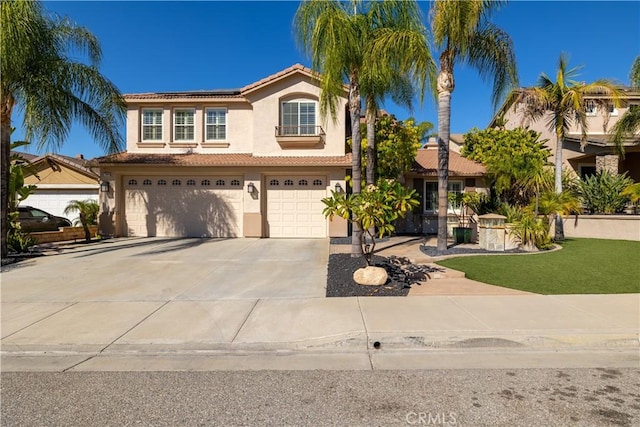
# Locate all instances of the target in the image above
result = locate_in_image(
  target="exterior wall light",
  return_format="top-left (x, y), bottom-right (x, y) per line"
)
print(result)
top-left (100, 181), bottom-right (110, 192)
top-left (247, 182), bottom-right (256, 194)
top-left (334, 182), bottom-right (343, 193)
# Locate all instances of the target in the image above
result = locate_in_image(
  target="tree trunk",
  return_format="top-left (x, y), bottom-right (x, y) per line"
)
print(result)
top-left (80, 213), bottom-right (91, 243)
top-left (349, 71), bottom-right (363, 258)
top-left (554, 133), bottom-right (564, 241)
top-left (436, 60), bottom-right (454, 253)
top-left (365, 105), bottom-right (376, 186)
top-left (1, 92), bottom-right (14, 259)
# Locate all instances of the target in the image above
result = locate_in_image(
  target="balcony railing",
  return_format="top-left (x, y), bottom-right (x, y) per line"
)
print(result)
top-left (275, 125), bottom-right (325, 137)
top-left (275, 126), bottom-right (325, 148)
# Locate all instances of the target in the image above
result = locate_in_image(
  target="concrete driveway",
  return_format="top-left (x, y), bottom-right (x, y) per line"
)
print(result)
top-left (1, 238), bottom-right (329, 303)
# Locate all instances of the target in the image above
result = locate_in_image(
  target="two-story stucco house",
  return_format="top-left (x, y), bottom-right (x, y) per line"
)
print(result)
top-left (491, 87), bottom-right (640, 182)
top-left (95, 64), bottom-right (350, 239)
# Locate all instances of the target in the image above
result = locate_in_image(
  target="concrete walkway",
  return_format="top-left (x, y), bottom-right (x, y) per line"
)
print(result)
top-left (1, 237), bottom-right (638, 371)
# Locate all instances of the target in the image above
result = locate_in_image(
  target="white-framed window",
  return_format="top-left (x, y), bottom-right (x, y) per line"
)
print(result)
top-left (584, 100), bottom-right (619, 117)
top-left (173, 109), bottom-right (195, 141)
top-left (142, 109), bottom-right (163, 141)
top-left (424, 181), bottom-right (462, 213)
top-left (281, 100), bottom-right (317, 135)
top-left (205, 108), bottom-right (227, 140)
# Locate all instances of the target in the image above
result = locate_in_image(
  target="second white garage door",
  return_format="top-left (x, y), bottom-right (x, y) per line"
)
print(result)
top-left (124, 176), bottom-right (243, 237)
top-left (266, 176), bottom-right (328, 238)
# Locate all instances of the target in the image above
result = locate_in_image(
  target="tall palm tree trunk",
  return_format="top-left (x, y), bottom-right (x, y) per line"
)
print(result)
top-left (349, 72), bottom-right (363, 257)
top-left (365, 107), bottom-right (376, 186)
top-left (436, 59), bottom-right (454, 253)
top-left (554, 133), bottom-right (565, 241)
top-left (1, 93), bottom-right (14, 259)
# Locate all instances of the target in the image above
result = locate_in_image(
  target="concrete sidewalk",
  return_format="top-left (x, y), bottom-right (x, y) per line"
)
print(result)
top-left (1, 237), bottom-right (639, 371)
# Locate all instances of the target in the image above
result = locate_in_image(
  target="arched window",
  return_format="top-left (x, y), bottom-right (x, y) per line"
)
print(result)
top-left (158, 179), bottom-right (167, 186)
top-left (298, 179), bottom-right (308, 186)
top-left (186, 179), bottom-right (196, 186)
top-left (269, 179), bottom-right (279, 186)
top-left (312, 179), bottom-right (323, 186)
top-left (128, 179), bottom-right (138, 186)
top-left (284, 179), bottom-right (294, 186)
top-left (215, 179), bottom-right (225, 186)
top-left (230, 179), bottom-right (240, 186)
top-left (172, 179), bottom-right (181, 186)
top-left (201, 179), bottom-right (211, 186)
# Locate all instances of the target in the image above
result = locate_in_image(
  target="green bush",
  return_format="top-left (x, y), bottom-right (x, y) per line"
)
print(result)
top-left (578, 171), bottom-right (633, 214)
top-left (510, 213), bottom-right (552, 250)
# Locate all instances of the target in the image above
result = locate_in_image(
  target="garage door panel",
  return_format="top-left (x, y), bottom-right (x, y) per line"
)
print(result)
top-left (267, 176), bottom-right (327, 238)
top-left (124, 177), bottom-right (242, 238)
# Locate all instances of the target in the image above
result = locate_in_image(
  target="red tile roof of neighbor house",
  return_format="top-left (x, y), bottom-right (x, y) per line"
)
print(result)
top-left (93, 152), bottom-right (352, 167)
top-left (412, 147), bottom-right (486, 176)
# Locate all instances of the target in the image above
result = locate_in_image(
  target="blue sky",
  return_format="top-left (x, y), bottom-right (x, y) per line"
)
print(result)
top-left (14, 0), bottom-right (640, 159)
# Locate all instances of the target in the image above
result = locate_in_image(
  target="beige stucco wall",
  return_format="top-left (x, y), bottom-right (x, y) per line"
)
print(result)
top-left (124, 72), bottom-right (347, 158)
top-left (25, 163), bottom-right (98, 186)
top-left (126, 102), bottom-right (253, 154)
top-left (562, 215), bottom-right (640, 241)
top-left (244, 75), bottom-right (347, 156)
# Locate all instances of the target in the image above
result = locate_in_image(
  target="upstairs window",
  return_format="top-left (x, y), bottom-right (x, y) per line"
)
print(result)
top-left (281, 101), bottom-right (316, 135)
top-left (142, 109), bottom-right (163, 141)
top-left (174, 109), bottom-right (195, 141)
top-left (206, 108), bottom-right (227, 140)
top-left (585, 100), bottom-right (597, 116)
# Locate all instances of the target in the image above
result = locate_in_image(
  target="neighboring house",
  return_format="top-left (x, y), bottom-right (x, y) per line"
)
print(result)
top-left (490, 87), bottom-right (640, 182)
top-left (12, 151), bottom-right (99, 220)
top-left (95, 64), bottom-right (350, 239)
top-left (398, 141), bottom-right (487, 235)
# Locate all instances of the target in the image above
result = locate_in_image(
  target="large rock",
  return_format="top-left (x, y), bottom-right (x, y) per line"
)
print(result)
top-left (353, 266), bottom-right (388, 286)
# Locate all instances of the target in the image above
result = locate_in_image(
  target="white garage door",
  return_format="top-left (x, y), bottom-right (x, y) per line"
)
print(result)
top-left (266, 176), bottom-right (327, 238)
top-left (124, 176), bottom-right (243, 237)
top-left (26, 189), bottom-right (98, 220)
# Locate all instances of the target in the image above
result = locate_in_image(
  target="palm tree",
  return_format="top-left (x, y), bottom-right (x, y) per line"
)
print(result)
top-left (0, 0), bottom-right (125, 258)
top-left (64, 199), bottom-right (99, 243)
top-left (294, 0), bottom-right (434, 257)
top-left (508, 53), bottom-right (621, 240)
top-left (430, 0), bottom-right (518, 252)
top-left (610, 56), bottom-right (640, 155)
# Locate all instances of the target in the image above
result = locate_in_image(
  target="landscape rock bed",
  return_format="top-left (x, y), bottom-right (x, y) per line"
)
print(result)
top-left (326, 254), bottom-right (443, 297)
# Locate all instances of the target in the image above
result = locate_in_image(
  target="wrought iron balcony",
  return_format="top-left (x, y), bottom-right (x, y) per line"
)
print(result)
top-left (275, 125), bottom-right (325, 148)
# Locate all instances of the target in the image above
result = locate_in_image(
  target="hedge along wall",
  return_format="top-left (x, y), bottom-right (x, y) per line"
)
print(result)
top-left (29, 225), bottom-right (99, 244)
top-left (560, 215), bottom-right (640, 241)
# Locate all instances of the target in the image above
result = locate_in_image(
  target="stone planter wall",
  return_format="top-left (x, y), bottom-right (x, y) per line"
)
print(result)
top-left (29, 225), bottom-right (99, 244)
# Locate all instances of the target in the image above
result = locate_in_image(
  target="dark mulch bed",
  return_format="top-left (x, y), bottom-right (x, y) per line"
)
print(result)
top-left (420, 245), bottom-right (527, 257)
top-left (326, 253), bottom-right (443, 297)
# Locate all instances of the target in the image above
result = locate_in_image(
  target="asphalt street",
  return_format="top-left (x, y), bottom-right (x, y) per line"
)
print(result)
top-left (2, 368), bottom-right (639, 426)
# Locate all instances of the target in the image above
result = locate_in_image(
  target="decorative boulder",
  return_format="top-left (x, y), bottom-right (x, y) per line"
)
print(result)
top-left (353, 266), bottom-right (388, 286)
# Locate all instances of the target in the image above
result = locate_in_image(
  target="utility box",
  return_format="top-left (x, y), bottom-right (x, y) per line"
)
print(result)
top-left (478, 213), bottom-right (507, 251)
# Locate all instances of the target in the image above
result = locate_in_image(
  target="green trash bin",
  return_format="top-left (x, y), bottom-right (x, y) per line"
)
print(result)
top-left (453, 227), bottom-right (472, 244)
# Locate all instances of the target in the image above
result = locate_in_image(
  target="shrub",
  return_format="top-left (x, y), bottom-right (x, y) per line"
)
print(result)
top-left (322, 179), bottom-right (420, 265)
top-left (578, 171), bottom-right (633, 214)
top-left (510, 213), bottom-right (552, 250)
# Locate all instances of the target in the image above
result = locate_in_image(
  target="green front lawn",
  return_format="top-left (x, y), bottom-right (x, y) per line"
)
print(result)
top-left (437, 238), bottom-right (640, 294)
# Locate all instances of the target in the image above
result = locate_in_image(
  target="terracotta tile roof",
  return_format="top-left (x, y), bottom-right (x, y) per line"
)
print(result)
top-left (412, 148), bottom-right (486, 176)
top-left (124, 92), bottom-right (244, 101)
top-left (94, 152), bottom-right (352, 167)
top-left (11, 151), bottom-right (98, 178)
top-left (123, 63), bottom-right (347, 102)
top-left (240, 64), bottom-right (317, 94)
